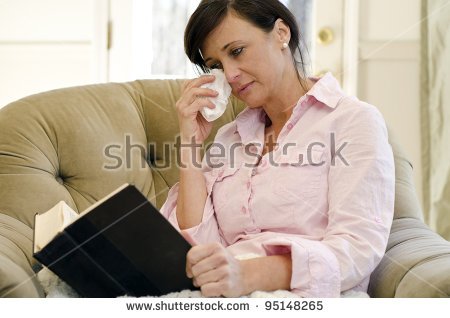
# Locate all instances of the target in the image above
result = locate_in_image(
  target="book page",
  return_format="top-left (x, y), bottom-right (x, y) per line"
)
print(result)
top-left (34, 184), bottom-right (129, 253)
top-left (34, 201), bottom-right (78, 252)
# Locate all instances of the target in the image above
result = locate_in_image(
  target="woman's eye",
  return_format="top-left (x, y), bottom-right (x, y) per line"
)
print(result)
top-left (210, 63), bottom-right (222, 70)
top-left (230, 47), bottom-right (243, 57)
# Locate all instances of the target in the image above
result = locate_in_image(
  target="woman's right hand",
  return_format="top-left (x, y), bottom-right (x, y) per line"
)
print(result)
top-left (176, 75), bottom-right (218, 144)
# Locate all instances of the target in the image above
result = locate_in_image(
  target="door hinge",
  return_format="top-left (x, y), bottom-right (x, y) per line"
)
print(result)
top-left (107, 20), bottom-right (112, 50)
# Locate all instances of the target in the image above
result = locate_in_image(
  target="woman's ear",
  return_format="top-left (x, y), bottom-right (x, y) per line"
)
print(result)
top-left (274, 18), bottom-right (291, 46)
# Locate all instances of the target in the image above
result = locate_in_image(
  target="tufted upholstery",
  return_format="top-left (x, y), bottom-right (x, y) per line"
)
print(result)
top-left (0, 80), bottom-right (449, 297)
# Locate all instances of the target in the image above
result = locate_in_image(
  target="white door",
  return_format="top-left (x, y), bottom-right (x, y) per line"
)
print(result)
top-left (313, 0), bottom-right (423, 209)
top-left (0, 0), bottom-right (109, 108)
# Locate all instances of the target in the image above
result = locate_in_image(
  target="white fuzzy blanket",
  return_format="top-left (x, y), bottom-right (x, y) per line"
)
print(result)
top-left (37, 268), bottom-right (369, 298)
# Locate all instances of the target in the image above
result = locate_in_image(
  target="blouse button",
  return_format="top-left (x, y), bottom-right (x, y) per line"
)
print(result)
top-left (251, 168), bottom-right (257, 176)
top-left (241, 206), bottom-right (247, 214)
top-left (287, 123), bottom-right (294, 130)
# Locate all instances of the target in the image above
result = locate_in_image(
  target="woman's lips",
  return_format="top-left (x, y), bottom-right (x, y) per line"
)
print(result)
top-left (238, 82), bottom-right (254, 96)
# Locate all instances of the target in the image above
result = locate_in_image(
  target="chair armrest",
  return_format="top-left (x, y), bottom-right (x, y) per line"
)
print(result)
top-left (368, 217), bottom-right (450, 297)
top-left (0, 253), bottom-right (43, 297)
top-left (0, 213), bottom-right (44, 297)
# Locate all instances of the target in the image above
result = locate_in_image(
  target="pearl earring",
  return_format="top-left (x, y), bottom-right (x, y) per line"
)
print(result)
top-left (282, 42), bottom-right (288, 49)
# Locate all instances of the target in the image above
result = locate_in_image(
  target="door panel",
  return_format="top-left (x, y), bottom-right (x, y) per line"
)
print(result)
top-left (0, 0), bottom-right (108, 108)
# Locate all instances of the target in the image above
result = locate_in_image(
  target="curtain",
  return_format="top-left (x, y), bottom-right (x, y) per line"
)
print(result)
top-left (284, 0), bottom-right (314, 73)
top-left (148, 0), bottom-right (313, 77)
top-left (151, 0), bottom-right (200, 76)
top-left (421, 0), bottom-right (450, 240)
top-left (285, 0), bottom-right (313, 49)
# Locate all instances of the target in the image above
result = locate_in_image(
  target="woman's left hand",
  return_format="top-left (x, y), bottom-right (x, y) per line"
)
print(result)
top-left (186, 243), bottom-right (248, 297)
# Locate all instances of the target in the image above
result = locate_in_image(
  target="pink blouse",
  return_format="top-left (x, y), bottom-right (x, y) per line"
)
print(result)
top-left (160, 72), bottom-right (395, 297)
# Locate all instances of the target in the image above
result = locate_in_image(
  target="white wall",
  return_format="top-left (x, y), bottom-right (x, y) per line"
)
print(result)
top-left (357, 0), bottom-right (423, 209)
top-left (0, 0), bottom-right (108, 108)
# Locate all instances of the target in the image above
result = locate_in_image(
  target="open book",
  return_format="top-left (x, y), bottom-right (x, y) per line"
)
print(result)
top-left (33, 184), bottom-right (195, 297)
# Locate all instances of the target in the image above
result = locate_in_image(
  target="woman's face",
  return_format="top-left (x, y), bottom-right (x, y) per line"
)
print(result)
top-left (201, 12), bottom-right (291, 108)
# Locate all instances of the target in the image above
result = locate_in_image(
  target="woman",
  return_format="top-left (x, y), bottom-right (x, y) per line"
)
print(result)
top-left (161, 0), bottom-right (395, 297)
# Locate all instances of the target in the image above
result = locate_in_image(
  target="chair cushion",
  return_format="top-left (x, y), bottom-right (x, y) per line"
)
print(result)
top-left (0, 82), bottom-right (156, 227)
top-left (0, 213), bottom-right (44, 297)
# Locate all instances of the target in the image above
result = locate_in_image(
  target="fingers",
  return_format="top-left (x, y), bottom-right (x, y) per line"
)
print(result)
top-left (180, 75), bottom-right (218, 105)
top-left (191, 251), bottom-right (227, 279)
top-left (176, 75), bottom-right (217, 143)
top-left (182, 231), bottom-right (197, 279)
top-left (178, 98), bottom-right (216, 120)
top-left (188, 243), bottom-right (222, 265)
top-left (193, 265), bottom-right (227, 287)
top-left (200, 282), bottom-right (227, 298)
top-left (185, 243), bottom-right (244, 297)
top-left (181, 87), bottom-right (219, 106)
top-left (183, 75), bottom-right (216, 91)
top-left (195, 269), bottom-right (240, 298)
top-left (185, 243), bottom-right (222, 278)
top-left (186, 260), bottom-right (193, 279)
top-left (188, 89), bottom-right (219, 106)
top-left (176, 86), bottom-right (218, 119)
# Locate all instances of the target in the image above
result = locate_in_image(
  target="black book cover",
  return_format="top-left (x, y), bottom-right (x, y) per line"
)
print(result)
top-left (33, 184), bottom-right (195, 297)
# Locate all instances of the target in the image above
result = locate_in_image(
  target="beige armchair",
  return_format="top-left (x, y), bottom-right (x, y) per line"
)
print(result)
top-left (0, 80), bottom-right (449, 297)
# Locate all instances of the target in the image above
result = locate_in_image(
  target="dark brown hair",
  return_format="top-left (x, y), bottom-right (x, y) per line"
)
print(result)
top-left (184, 0), bottom-right (308, 81)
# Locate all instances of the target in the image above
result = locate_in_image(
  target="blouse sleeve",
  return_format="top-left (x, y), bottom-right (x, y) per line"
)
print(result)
top-left (262, 104), bottom-right (395, 297)
top-left (160, 123), bottom-right (238, 246)
top-left (160, 171), bottom-right (225, 246)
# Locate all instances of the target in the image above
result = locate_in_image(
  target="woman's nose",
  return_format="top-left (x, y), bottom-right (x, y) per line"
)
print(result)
top-left (224, 65), bottom-right (240, 84)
